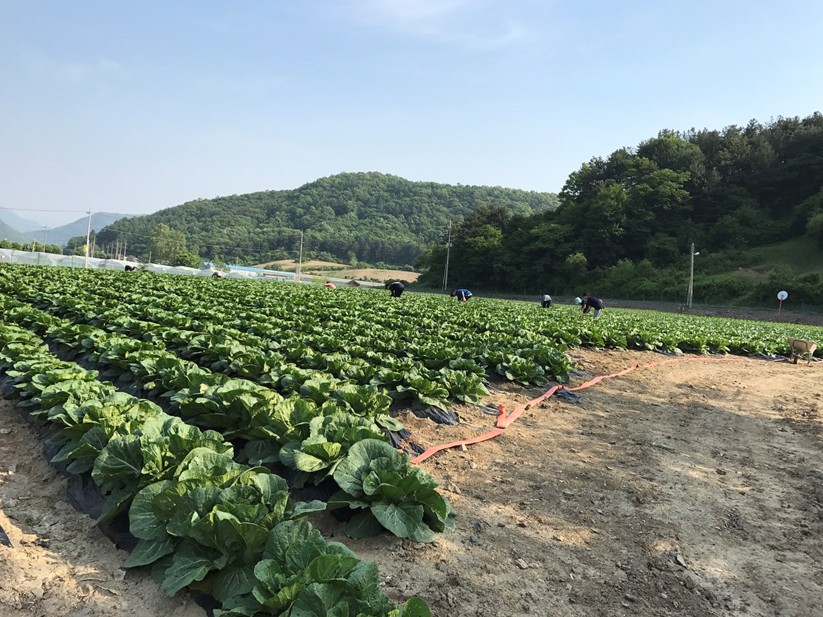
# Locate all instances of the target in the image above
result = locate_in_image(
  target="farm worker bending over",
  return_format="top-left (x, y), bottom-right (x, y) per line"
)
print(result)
top-left (541, 294), bottom-right (552, 308)
top-left (387, 281), bottom-right (405, 297)
top-left (581, 292), bottom-right (604, 319)
top-left (450, 288), bottom-right (473, 302)
top-left (324, 281), bottom-right (336, 289)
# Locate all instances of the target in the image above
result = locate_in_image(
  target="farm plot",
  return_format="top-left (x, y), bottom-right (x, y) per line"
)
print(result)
top-left (1, 264), bottom-right (823, 616)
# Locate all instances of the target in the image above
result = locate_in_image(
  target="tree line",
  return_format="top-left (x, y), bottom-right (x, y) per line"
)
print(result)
top-left (87, 173), bottom-right (558, 268)
top-left (416, 113), bottom-right (823, 306)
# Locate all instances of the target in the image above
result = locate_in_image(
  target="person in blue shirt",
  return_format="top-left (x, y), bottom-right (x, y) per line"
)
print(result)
top-left (581, 292), bottom-right (604, 319)
top-left (450, 288), bottom-right (473, 302)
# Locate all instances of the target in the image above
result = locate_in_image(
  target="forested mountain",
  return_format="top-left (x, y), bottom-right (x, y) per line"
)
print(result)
top-left (35, 212), bottom-right (130, 247)
top-left (416, 113), bottom-right (823, 306)
top-left (0, 219), bottom-right (35, 244)
top-left (94, 173), bottom-right (559, 266)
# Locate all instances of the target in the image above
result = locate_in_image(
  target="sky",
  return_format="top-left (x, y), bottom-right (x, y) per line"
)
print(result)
top-left (1, 0), bottom-right (822, 228)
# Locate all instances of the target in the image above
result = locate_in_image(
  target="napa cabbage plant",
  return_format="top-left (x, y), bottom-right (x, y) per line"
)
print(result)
top-left (213, 519), bottom-right (432, 617)
top-left (329, 439), bottom-right (454, 543)
top-left (125, 449), bottom-right (325, 596)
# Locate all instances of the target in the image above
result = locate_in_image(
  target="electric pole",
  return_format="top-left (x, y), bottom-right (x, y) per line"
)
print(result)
top-left (687, 243), bottom-right (700, 308)
top-left (296, 230), bottom-right (304, 282)
top-left (442, 221), bottom-right (452, 290)
top-left (84, 210), bottom-right (92, 268)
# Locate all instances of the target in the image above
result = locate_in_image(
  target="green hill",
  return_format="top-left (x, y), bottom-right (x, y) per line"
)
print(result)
top-left (413, 112), bottom-right (823, 307)
top-left (736, 237), bottom-right (823, 275)
top-left (95, 172), bottom-right (559, 266)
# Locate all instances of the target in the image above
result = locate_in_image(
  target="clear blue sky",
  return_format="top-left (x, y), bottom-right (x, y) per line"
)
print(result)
top-left (2, 0), bottom-right (822, 227)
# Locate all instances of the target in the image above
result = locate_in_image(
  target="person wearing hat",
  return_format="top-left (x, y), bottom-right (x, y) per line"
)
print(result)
top-left (581, 292), bottom-right (604, 319)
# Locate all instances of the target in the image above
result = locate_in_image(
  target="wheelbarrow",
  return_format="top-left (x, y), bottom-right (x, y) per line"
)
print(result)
top-left (787, 337), bottom-right (817, 365)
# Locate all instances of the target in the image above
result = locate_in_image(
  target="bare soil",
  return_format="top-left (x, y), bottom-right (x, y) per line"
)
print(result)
top-left (253, 259), bottom-right (420, 284)
top-left (0, 402), bottom-right (206, 617)
top-left (321, 268), bottom-right (419, 284)
top-left (255, 259), bottom-right (349, 270)
top-left (2, 350), bottom-right (823, 617)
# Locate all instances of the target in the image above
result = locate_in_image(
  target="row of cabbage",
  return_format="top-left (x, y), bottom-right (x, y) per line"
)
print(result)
top-left (0, 322), bottom-right (431, 616)
top-left (3, 264), bottom-right (819, 370)
top-left (0, 264), bottom-right (576, 389)
top-left (1, 263), bottom-right (819, 614)
top-left (0, 295), bottom-right (453, 542)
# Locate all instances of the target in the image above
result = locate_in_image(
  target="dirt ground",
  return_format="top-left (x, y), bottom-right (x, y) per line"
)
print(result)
top-left (2, 349), bottom-right (822, 617)
top-left (0, 402), bottom-right (207, 617)
top-left (323, 268), bottom-right (419, 283)
top-left (255, 259), bottom-right (347, 270)
top-left (254, 259), bottom-right (420, 284)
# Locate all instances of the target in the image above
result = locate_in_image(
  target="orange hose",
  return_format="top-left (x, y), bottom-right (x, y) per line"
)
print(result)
top-left (411, 355), bottom-right (741, 465)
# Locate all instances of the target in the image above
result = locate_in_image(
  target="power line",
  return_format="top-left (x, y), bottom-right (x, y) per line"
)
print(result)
top-left (0, 206), bottom-right (147, 218)
top-left (0, 206), bottom-right (88, 213)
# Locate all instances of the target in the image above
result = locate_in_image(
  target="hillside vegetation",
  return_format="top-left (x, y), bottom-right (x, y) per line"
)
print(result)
top-left (78, 113), bottom-right (823, 307)
top-left (94, 172), bottom-right (559, 266)
top-left (416, 113), bottom-right (823, 307)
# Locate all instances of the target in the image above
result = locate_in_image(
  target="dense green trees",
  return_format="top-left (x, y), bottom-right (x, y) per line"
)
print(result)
top-left (147, 224), bottom-right (189, 264)
top-left (94, 173), bottom-right (558, 266)
top-left (86, 114), bottom-right (823, 306)
top-left (417, 113), bottom-right (823, 306)
top-left (0, 240), bottom-right (62, 254)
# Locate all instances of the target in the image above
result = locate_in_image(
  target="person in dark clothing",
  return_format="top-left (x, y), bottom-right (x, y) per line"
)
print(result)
top-left (541, 294), bottom-right (552, 308)
top-left (124, 265), bottom-right (135, 271)
top-left (581, 292), bottom-right (604, 319)
top-left (450, 288), bottom-right (473, 302)
top-left (387, 281), bottom-right (405, 297)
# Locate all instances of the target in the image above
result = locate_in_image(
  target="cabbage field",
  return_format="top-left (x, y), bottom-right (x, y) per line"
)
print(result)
top-left (0, 263), bottom-right (821, 616)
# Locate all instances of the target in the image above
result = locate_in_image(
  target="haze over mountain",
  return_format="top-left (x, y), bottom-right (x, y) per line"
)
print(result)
top-left (0, 219), bottom-right (35, 244)
top-left (35, 213), bottom-right (130, 247)
top-left (0, 210), bottom-right (41, 234)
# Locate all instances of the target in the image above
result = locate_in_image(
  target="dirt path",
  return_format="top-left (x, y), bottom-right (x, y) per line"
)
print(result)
top-left (329, 351), bottom-right (823, 617)
top-left (0, 402), bottom-right (206, 617)
top-left (2, 350), bottom-right (822, 617)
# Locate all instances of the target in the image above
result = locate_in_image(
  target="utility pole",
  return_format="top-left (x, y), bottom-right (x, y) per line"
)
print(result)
top-left (84, 210), bottom-right (92, 268)
top-left (686, 242), bottom-right (700, 308)
top-left (296, 230), bottom-right (304, 282)
top-left (42, 226), bottom-right (48, 252)
top-left (442, 221), bottom-right (452, 290)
